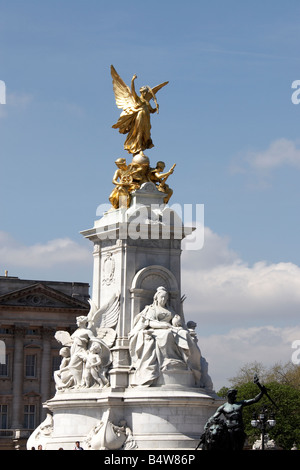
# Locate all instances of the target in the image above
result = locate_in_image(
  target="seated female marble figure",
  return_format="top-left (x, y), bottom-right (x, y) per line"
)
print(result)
top-left (128, 286), bottom-right (201, 386)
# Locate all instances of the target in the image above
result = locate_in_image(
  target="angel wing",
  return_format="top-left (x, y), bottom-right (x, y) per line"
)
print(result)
top-left (86, 298), bottom-right (98, 324)
top-left (96, 327), bottom-right (117, 350)
top-left (111, 65), bottom-right (169, 110)
top-left (111, 65), bottom-right (137, 112)
top-left (143, 81), bottom-right (169, 103)
top-left (87, 292), bottom-right (120, 334)
top-left (54, 330), bottom-right (72, 347)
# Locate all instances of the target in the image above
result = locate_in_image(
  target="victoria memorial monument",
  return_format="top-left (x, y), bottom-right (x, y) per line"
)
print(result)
top-left (27, 66), bottom-right (222, 450)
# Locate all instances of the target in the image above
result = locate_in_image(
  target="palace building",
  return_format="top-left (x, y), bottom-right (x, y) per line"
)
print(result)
top-left (0, 274), bottom-right (89, 450)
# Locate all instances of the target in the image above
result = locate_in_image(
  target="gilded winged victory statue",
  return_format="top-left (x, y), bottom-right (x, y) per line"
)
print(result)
top-left (111, 65), bottom-right (168, 155)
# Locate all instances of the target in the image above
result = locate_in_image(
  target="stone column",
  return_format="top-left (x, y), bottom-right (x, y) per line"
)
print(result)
top-left (11, 326), bottom-right (25, 429)
top-left (92, 242), bottom-right (101, 308)
top-left (40, 327), bottom-right (53, 421)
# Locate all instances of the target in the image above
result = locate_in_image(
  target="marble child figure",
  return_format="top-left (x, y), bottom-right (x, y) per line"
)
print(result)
top-left (81, 342), bottom-right (109, 388)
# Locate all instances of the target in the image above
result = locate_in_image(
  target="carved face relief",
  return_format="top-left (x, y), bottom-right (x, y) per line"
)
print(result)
top-left (155, 290), bottom-right (168, 307)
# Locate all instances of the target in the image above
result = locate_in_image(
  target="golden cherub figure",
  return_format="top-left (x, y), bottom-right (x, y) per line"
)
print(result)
top-left (109, 158), bottom-right (140, 209)
top-left (111, 65), bottom-right (168, 156)
top-left (149, 161), bottom-right (176, 203)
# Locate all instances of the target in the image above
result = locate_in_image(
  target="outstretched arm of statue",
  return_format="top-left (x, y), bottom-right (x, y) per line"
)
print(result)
top-left (149, 104), bottom-right (158, 113)
top-left (154, 165), bottom-right (175, 182)
top-left (155, 170), bottom-right (170, 180)
top-left (243, 390), bottom-right (265, 407)
top-left (156, 164), bottom-right (176, 183)
top-left (131, 74), bottom-right (139, 102)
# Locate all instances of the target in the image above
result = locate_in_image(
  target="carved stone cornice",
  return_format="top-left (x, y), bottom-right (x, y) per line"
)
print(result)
top-left (0, 283), bottom-right (89, 312)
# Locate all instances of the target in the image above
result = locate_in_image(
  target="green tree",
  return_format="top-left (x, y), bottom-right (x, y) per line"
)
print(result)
top-left (217, 362), bottom-right (300, 449)
top-left (236, 381), bottom-right (300, 450)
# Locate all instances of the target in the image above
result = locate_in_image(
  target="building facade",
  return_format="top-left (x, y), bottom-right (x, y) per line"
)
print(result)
top-left (0, 275), bottom-right (89, 450)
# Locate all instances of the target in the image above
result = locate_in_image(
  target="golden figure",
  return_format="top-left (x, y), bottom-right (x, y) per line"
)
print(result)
top-left (109, 158), bottom-right (140, 209)
top-left (149, 161), bottom-right (176, 203)
top-left (111, 65), bottom-right (168, 155)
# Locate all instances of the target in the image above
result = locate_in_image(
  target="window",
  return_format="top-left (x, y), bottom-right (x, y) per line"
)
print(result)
top-left (0, 328), bottom-right (13, 335)
top-left (26, 328), bottom-right (39, 336)
top-left (24, 405), bottom-right (35, 429)
top-left (0, 354), bottom-right (9, 377)
top-left (0, 405), bottom-right (8, 429)
top-left (52, 355), bottom-right (61, 375)
top-left (25, 355), bottom-right (37, 378)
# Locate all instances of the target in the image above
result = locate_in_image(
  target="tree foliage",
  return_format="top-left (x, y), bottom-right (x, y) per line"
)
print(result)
top-left (228, 361), bottom-right (300, 390)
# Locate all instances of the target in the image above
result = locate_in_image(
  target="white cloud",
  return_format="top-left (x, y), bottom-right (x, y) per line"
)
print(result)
top-left (247, 138), bottom-right (300, 170)
top-left (181, 227), bottom-right (300, 389)
top-left (198, 325), bottom-right (300, 390)
top-left (182, 227), bottom-right (300, 325)
top-left (0, 231), bottom-right (91, 270)
top-left (230, 139), bottom-right (300, 182)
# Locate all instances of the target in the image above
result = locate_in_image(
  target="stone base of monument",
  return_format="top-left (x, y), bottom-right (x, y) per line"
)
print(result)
top-left (27, 385), bottom-right (222, 450)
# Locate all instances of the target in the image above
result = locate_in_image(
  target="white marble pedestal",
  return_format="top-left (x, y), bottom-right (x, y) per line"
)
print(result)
top-left (28, 386), bottom-right (222, 450)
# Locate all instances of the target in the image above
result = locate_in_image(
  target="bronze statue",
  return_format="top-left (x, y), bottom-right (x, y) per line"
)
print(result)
top-left (197, 417), bottom-right (230, 451)
top-left (111, 65), bottom-right (168, 156)
top-left (199, 376), bottom-right (266, 451)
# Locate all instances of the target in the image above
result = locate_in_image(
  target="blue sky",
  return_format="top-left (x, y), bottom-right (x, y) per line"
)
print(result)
top-left (1, 0), bottom-right (300, 388)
